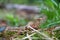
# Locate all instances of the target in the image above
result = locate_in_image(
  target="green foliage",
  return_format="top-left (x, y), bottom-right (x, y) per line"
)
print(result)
top-left (5, 14), bottom-right (19, 26)
top-left (40, 0), bottom-right (60, 28)
top-left (4, 14), bottom-right (27, 26)
top-left (12, 0), bottom-right (28, 4)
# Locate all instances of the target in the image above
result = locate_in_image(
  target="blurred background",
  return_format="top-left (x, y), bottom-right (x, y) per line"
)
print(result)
top-left (0, 0), bottom-right (60, 40)
top-left (0, 0), bottom-right (60, 27)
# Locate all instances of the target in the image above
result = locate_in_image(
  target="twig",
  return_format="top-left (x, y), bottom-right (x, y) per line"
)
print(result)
top-left (27, 25), bottom-right (53, 40)
top-left (53, 27), bottom-right (60, 31)
top-left (26, 33), bottom-right (32, 40)
top-left (22, 33), bottom-right (36, 40)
